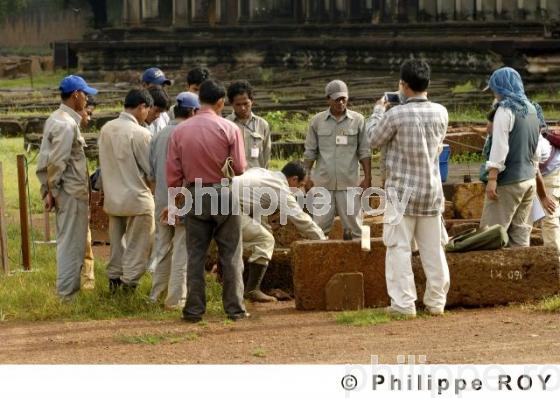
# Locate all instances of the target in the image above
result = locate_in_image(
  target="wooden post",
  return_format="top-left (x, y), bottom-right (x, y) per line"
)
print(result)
top-left (0, 162), bottom-right (9, 274)
top-left (17, 155), bottom-right (31, 271)
top-left (43, 207), bottom-right (51, 242)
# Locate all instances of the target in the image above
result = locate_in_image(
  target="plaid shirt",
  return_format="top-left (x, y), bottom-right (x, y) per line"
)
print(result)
top-left (366, 96), bottom-right (448, 216)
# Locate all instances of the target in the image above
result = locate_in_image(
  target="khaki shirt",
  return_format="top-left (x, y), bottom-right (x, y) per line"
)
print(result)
top-left (304, 109), bottom-right (371, 191)
top-left (98, 112), bottom-right (154, 216)
top-left (36, 104), bottom-right (89, 202)
top-left (226, 112), bottom-right (271, 169)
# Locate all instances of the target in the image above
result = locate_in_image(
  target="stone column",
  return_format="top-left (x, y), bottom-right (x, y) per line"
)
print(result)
top-left (496, 0), bottom-right (516, 19)
top-left (474, 0), bottom-right (496, 20)
top-left (238, 0), bottom-right (250, 22)
top-left (191, 0), bottom-right (210, 24)
top-left (123, 0), bottom-right (142, 25)
top-left (455, 0), bottom-right (475, 20)
top-left (437, 0), bottom-right (455, 20)
top-left (419, 0), bottom-right (437, 21)
top-left (173, 0), bottom-right (191, 26)
top-left (517, 0), bottom-right (539, 19)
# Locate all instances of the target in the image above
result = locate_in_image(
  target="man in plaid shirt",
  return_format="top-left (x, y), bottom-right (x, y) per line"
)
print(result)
top-left (366, 59), bottom-right (450, 317)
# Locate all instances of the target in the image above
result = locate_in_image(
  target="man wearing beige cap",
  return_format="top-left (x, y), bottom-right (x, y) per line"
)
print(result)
top-left (304, 80), bottom-right (371, 238)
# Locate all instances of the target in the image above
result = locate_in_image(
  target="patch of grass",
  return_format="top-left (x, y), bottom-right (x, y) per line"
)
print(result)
top-left (448, 107), bottom-right (488, 122)
top-left (451, 81), bottom-right (477, 94)
top-left (0, 70), bottom-right (69, 90)
top-left (116, 332), bottom-right (199, 345)
top-left (532, 295), bottom-right (560, 313)
top-left (252, 347), bottom-right (267, 358)
top-left (0, 137), bottom-right (43, 214)
top-left (335, 309), bottom-right (392, 326)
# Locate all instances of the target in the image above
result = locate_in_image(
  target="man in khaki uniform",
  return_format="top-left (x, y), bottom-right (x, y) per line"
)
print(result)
top-left (226, 80), bottom-right (271, 169)
top-left (98, 89), bottom-right (155, 292)
top-left (233, 161), bottom-right (326, 302)
top-left (304, 80), bottom-right (372, 238)
top-left (36, 75), bottom-right (98, 299)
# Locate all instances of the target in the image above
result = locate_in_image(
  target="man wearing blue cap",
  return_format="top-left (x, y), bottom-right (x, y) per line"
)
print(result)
top-left (36, 75), bottom-right (98, 299)
top-left (142, 67), bottom-right (172, 135)
top-left (149, 92), bottom-right (200, 309)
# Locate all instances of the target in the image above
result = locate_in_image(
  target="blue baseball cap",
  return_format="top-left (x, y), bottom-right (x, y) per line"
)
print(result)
top-left (176, 92), bottom-right (200, 110)
top-left (59, 75), bottom-right (98, 95)
top-left (142, 67), bottom-right (171, 86)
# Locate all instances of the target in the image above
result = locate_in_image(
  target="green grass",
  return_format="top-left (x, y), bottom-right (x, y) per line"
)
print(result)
top-left (252, 347), bottom-right (267, 358)
top-left (532, 295), bottom-right (560, 313)
top-left (0, 137), bottom-right (43, 214)
top-left (116, 332), bottom-right (199, 345)
top-left (0, 70), bottom-right (68, 90)
top-left (335, 309), bottom-right (392, 326)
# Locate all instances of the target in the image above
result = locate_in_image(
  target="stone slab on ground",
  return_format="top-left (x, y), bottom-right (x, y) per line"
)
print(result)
top-left (325, 272), bottom-right (364, 311)
top-left (293, 239), bottom-right (560, 310)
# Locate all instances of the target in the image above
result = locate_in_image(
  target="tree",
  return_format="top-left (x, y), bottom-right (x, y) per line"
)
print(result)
top-left (0, 0), bottom-right (27, 23)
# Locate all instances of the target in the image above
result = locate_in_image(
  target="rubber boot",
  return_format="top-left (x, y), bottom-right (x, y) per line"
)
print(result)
top-left (244, 263), bottom-right (277, 303)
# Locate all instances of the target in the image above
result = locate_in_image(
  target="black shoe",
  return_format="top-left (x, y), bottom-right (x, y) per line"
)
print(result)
top-left (181, 314), bottom-right (203, 323)
top-left (227, 312), bottom-right (251, 322)
top-left (109, 278), bottom-right (122, 294)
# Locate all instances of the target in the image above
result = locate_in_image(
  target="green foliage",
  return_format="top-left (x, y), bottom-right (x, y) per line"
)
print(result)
top-left (262, 110), bottom-right (309, 142)
top-left (252, 347), bottom-right (267, 358)
top-left (0, 0), bottom-right (27, 23)
top-left (451, 81), bottom-right (477, 94)
top-left (449, 152), bottom-right (485, 164)
top-left (0, 70), bottom-right (69, 90)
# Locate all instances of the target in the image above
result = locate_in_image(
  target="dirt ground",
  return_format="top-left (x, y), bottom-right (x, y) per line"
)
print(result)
top-left (1, 302), bottom-right (559, 364)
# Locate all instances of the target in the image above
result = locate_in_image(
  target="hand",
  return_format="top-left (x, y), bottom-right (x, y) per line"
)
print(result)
top-left (376, 96), bottom-right (389, 110)
top-left (486, 180), bottom-right (498, 200)
top-left (43, 192), bottom-right (55, 211)
top-left (540, 194), bottom-right (557, 215)
top-left (359, 177), bottom-right (371, 191)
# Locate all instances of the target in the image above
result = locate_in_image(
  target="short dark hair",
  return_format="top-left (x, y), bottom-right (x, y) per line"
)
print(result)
top-left (148, 87), bottom-right (170, 110)
top-left (281, 160), bottom-right (306, 181)
top-left (199, 79), bottom-right (226, 105)
top-left (86, 96), bottom-right (97, 107)
top-left (187, 67), bottom-right (210, 86)
top-left (124, 89), bottom-right (154, 109)
top-left (174, 106), bottom-right (195, 119)
top-left (60, 91), bottom-right (73, 100)
top-left (227, 80), bottom-right (254, 103)
top-left (400, 59), bottom-right (431, 92)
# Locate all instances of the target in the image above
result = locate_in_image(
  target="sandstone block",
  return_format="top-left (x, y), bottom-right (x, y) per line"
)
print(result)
top-left (452, 182), bottom-right (485, 219)
top-left (325, 272), bottom-right (364, 311)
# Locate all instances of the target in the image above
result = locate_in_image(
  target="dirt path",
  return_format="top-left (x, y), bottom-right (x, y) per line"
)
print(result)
top-left (1, 303), bottom-right (558, 364)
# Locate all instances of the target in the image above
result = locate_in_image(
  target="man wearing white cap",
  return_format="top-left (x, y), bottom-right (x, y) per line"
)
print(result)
top-left (36, 75), bottom-right (98, 299)
top-left (149, 92), bottom-right (200, 309)
top-left (304, 80), bottom-right (371, 238)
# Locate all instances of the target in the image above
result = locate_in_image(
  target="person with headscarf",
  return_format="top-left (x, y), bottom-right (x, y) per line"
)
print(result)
top-left (479, 67), bottom-right (543, 246)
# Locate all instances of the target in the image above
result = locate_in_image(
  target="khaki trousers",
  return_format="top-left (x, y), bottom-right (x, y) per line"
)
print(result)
top-left (541, 170), bottom-right (560, 250)
top-left (107, 214), bottom-right (155, 286)
top-left (313, 190), bottom-right (363, 238)
top-left (150, 220), bottom-right (187, 308)
top-left (480, 179), bottom-right (536, 247)
top-left (80, 227), bottom-right (95, 289)
top-left (240, 214), bottom-right (275, 266)
top-left (55, 190), bottom-right (89, 298)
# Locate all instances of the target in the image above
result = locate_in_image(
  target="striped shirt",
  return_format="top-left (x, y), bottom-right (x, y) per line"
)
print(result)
top-left (366, 96), bottom-right (448, 216)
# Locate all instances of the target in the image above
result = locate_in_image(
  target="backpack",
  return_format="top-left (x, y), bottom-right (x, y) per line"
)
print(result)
top-left (445, 224), bottom-right (509, 252)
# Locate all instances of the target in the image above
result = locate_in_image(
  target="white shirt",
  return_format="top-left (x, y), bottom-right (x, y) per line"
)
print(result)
top-left (147, 111), bottom-right (170, 136)
top-left (486, 107), bottom-right (549, 172)
top-left (232, 168), bottom-right (326, 240)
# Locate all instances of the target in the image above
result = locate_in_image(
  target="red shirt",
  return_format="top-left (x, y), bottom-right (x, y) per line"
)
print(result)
top-left (166, 108), bottom-right (247, 187)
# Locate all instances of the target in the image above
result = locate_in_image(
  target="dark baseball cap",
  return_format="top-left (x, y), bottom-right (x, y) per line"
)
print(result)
top-left (142, 67), bottom-right (171, 86)
top-left (59, 75), bottom-right (98, 95)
